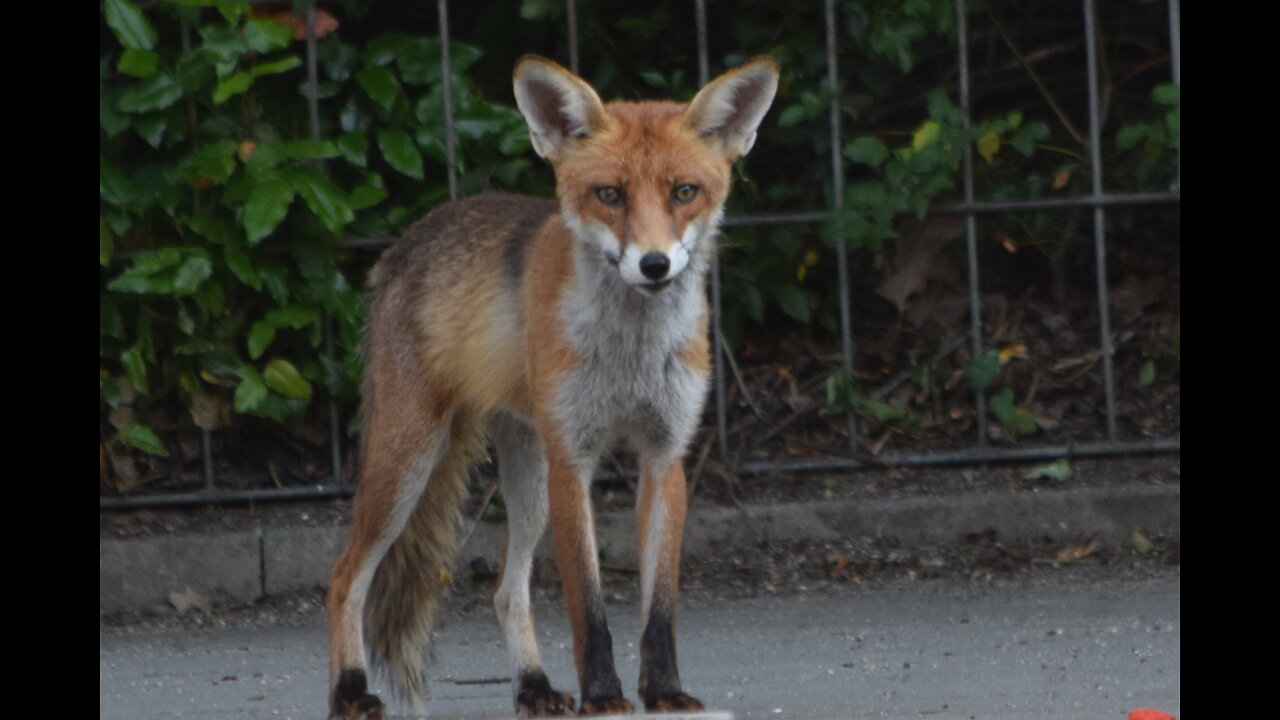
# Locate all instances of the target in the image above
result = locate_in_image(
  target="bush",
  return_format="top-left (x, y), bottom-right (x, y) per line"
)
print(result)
top-left (100, 0), bottom-right (1179, 488)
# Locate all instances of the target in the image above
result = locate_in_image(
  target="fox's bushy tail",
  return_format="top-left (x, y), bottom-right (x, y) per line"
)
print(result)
top-left (362, 415), bottom-right (486, 709)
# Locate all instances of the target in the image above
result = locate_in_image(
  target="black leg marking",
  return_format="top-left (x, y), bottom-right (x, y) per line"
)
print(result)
top-left (578, 603), bottom-right (633, 714)
top-left (581, 604), bottom-right (624, 701)
top-left (639, 607), bottom-right (703, 712)
top-left (330, 668), bottom-right (384, 720)
top-left (515, 669), bottom-right (575, 716)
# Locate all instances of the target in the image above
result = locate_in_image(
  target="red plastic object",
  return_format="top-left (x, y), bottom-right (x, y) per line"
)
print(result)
top-left (1128, 710), bottom-right (1175, 720)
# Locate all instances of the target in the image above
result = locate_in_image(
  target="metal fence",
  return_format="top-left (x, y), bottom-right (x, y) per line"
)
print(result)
top-left (100, 0), bottom-right (1180, 510)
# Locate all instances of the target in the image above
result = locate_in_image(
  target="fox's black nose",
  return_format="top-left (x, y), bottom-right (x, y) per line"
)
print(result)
top-left (639, 252), bottom-right (670, 281)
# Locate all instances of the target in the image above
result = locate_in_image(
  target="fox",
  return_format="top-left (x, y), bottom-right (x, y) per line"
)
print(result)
top-left (326, 54), bottom-right (779, 719)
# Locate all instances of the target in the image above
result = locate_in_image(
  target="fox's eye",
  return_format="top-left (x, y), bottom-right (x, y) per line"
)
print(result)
top-left (595, 186), bottom-right (625, 206)
top-left (672, 184), bottom-right (699, 204)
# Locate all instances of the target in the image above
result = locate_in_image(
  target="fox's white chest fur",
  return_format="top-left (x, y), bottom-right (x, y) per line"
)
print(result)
top-left (551, 241), bottom-right (710, 473)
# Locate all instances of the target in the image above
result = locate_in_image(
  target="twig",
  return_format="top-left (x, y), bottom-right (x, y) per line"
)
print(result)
top-left (872, 333), bottom-right (969, 402)
top-left (757, 401), bottom-right (817, 445)
top-left (986, 6), bottom-right (1088, 147)
top-left (687, 429), bottom-right (717, 500)
top-left (721, 334), bottom-right (766, 422)
top-left (438, 676), bottom-right (511, 686)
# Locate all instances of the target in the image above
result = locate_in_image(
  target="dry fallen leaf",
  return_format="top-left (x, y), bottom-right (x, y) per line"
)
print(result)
top-left (169, 587), bottom-right (213, 616)
top-left (1052, 167), bottom-right (1072, 190)
top-left (1132, 528), bottom-right (1157, 554)
top-left (267, 9), bottom-right (340, 40)
top-left (1052, 540), bottom-right (1099, 565)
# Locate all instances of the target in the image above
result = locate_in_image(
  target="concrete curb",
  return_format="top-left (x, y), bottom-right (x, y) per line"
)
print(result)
top-left (99, 483), bottom-right (1178, 614)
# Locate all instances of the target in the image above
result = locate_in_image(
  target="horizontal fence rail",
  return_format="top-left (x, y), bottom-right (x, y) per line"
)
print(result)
top-left (101, 0), bottom-right (1180, 510)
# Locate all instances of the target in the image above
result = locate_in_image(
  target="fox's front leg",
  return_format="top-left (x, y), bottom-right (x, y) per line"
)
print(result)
top-left (636, 460), bottom-right (704, 712)
top-left (545, 442), bottom-right (634, 715)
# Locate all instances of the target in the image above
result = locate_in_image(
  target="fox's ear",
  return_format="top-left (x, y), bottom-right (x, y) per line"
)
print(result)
top-left (685, 56), bottom-right (779, 160)
top-left (513, 56), bottom-right (609, 161)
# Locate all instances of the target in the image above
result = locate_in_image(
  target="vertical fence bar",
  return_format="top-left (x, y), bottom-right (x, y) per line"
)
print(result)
top-left (1168, 0), bottom-right (1179, 192)
top-left (305, 5), bottom-right (345, 487)
top-left (1083, 0), bottom-right (1118, 440)
top-left (566, 0), bottom-right (580, 76)
top-left (305, 7), bottom-right (321, 139)
top-left (183, 13), bottom-right (218, 491)
top-left (693, 0), bottom-right (729, 460)
top-left (955, 0), bottom-right (987, 445)
top-left (438, 0), bottom-right (459, 202)
top-left (824, 0), bottom-right (858, 455)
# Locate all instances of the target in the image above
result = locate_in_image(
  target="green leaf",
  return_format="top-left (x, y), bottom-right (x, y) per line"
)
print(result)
top-left (358, 66), bottom-right (401, 112)
top-left (244, 17), bottom-right (293, 53)
top-left (976, 130), bottom-right (1000, 164)
top-left (377, 130), bottom-right (424, 179)
top-left (117, 48), bottom-right (159, 78)
top-left (1022, 458), bottom-right (1073, 481)
top-left (250, 55), bottom-right (302, 78)
top-left (1116, 124), bottom-right (1148, 152)
top-left (859, 397), bottom-right (906, 422)
top-left (233, 365), bottom-right (268, 412)
top-left (100, 159), bottom-right (135, 206)
top-left (173, 256), bottom-right (214, 296)
top-left (248, 306), bottom-right (319, 359)
top-left (267, 306), bottom-right (319, 329)
top-left (243, 177), bottom-right (295, 244)
top-left (100, 87), bottom-right (131, 137)
top-left (175, 48), bottom-right (218, 91)
top-left (845, 136), bottom-right (888, 167)
top-left (280, 139), bottom-right (340, 161)
top-left (1138, 359), bottom-right (1156, 386)
top-left (104, 0), bottom-right (157, 50)
top-left (337, 133), bottom-right (368, 168)
top-left (213, 71), bottom-right (253, 104)
top-left (131, 113), bottom-right (167, 148)
top-left (1152, 83), bottom-right (1179, 106)
top-left (289, 170), bottom-right (354, 233)
top-left (120, 347), bottom-right (149, 393)
top-left (100, 217), bottom-right (115, 266)
top-left (1010, 121), bottom-right (1049, 156)
top-left (223, 245), bottom-right (261, 289)
top-left (247, 321), bottom-right (277, 360)
top-left (108, 265), bottom-right (172, 294)
top-left (773, 284), bottom-right (811, 324)
top-left (117, 72), bottom-right (183, 113)
top-left (262, 358), bottom-right (313, 400)
top-left (347, 183), bottom-right (387, 210)
top-left (989, 387), bottom-right (1037, 436)
top-left (118, 424), bottom-right (170, 457)
top-left (776, 104), bottom-right (809, 129)
top-left (966, 349), bottom-right (1001, 391)
top-left (825, 372), bottom-right (858, 414)
top-left (911, 120), bottom-right (940, 151)
top-left (180, 139), bottom-right (238, 185)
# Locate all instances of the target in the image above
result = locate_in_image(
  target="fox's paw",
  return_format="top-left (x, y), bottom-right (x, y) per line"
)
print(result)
top-left (328, 693), bottom-right (384, 720)
top-left (577, 696), bottom-right (635, 715)
top-left (516, 670), bottom-right (576, 717)
top-left (330, 669), bottom-right (385, 720)
top-left (645, 691), bottom-right (705, 712)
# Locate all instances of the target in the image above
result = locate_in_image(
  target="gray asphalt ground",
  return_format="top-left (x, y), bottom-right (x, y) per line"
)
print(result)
top-left (100, 564), bottom-right (1179, 720)
top-left (101, 459), bottom-right (1179, 719)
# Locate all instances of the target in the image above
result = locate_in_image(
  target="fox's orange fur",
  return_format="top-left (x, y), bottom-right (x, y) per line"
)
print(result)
top-left (326, 54), bottom-right (778, 719)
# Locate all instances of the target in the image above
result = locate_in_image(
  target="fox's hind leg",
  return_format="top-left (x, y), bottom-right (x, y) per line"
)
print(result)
top-left (491, 414), bottom-right (576, 716)
top-left (326, 413), bottom-right (449, 720)
top-left (326, 319), bottom-right (458, 720)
